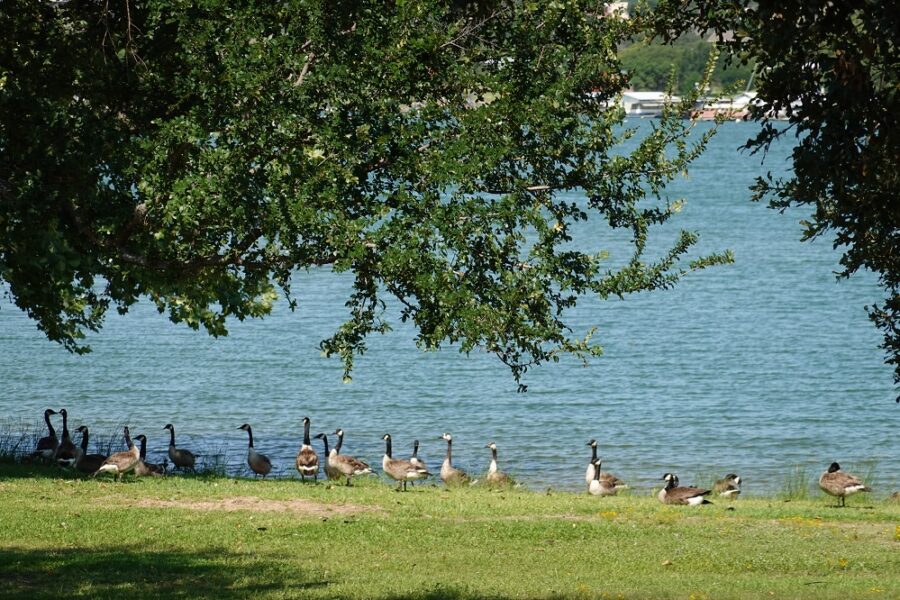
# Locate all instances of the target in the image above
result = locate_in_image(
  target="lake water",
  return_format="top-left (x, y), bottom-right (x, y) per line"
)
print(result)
top-left (1, 122), bottom-right (896, 495)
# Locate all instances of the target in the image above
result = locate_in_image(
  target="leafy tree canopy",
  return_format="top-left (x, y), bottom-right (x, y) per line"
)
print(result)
top-left (0, 0), bottom-right (730, 388)
top-left (648, 1), bottom-right (900, 400)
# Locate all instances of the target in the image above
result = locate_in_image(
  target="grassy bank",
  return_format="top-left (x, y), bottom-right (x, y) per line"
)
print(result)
top-left (0, 463), bottom-right (897, 599)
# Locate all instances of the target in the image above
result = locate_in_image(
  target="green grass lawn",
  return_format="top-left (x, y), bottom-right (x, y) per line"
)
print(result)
top-left (0, 463), bottom-right (897, 599)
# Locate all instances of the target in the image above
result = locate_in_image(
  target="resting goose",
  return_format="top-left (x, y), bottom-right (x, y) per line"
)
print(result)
top-left (658, 472), bottom-right (712, 506)
top-left (439, 433), bottom-right (470, 485)
top-left (818, 462), bottom-right (871, 507)
top-left (163, 423), bottom-right (196, 471)
top-left (484, 442), bottom-right (512, 486)
top-left (714, 474), bottom-right (742, 498)
top-left (318, 431), bottom-right (372, 486)
top-left (73, 426), bottom-right (107, 474)
top-left (382, 434), bottom-right (430, 491)
top-left (54, 408), bottom-right (81, 468)
top-left (588, 459), bottom-right (617, 496)
top-left (133, 434), bottom-right (166, 476)
top-left (32, 409), bottom-right (59, 462)
top-left (93, 426), bottom-right (141, 480)
top-left (295, 416), bottom-right (319, 481)
top-left (238, 424), bottom-right (273, 478)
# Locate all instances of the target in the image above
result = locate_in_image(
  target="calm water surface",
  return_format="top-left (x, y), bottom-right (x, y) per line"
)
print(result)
top-left (1, 122), bottom-right (896, 494)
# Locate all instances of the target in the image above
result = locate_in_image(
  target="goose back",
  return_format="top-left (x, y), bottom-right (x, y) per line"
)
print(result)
top-left (295, 417), bottom-right (319, 481)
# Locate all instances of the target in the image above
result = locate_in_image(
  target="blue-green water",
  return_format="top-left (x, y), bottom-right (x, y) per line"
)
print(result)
top-left (1, 122), bottom-right (896, 494)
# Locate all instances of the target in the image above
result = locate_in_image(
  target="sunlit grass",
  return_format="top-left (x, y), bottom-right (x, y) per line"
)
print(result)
top-left (0, 462), bottom-right (897, 599)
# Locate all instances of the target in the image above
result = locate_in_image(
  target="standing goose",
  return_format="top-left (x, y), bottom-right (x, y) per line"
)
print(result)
top-left (818, 462), bottom-right (871, 507)
top-left (93, 427), bottom-right (141, 480)
top-left (73, 425), bottom-right (107, 474)
top-left (588, 459), bottom-right (617, 496)
top-left (238, 424), bottom-right (272, 478)
top-left (439, 433), bottom-right (470, 485)
top-left (54, 408), bottom-right (81, 468)
top-left (333, 428), bottom-right (345, 454)
top-left (714, 474), bottom-right (742, 498)
top-left (332, 429), bottom-right (373, 483)
top-left (32, 409), bottom-right (59, 462)
top-left (315, 433), bottom-right (342, 481)
top-left (382, 434), bottom-right (430, 491)
top-left (658, 472), bottom-right (712, 506)
top-left (585, 439), bottom-right (599, 484)
top-left (484, 442), bottom-right (512, 486)
top-left (163, 423), bottom-right (196, 471)
top-left (409, 439), bottom-right (427, 470)
top-left (318, 432), bottom-right (372, 486)
top-left (585, 440), bottom-right (626, 489)
top-left (295, 416), bottom-right (319, 481)
top-left (133, 434), bottom-right (166, 476)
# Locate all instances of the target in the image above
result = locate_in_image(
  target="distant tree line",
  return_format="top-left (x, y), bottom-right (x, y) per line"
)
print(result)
top-left (619, 34), bottom-right (756, 94)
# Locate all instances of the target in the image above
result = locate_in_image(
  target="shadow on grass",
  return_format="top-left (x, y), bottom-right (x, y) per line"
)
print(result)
top-left (0, 546), bottom-right (328, 599)
top-left (0, 461), bottom-right (84, 480)
top-left (0, 462), bottom-right (238, 483)
top-left (0, 547), bottom-right (524, 600)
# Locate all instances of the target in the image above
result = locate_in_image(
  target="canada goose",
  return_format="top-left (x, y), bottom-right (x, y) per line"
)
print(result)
top-left (714, 474), bottom-right (742, 498)
top-left (410, 439), bottom-right (427, 469)
top-left (584, 439), bottom-right (625, 488)
top-left (439, 433), bottom-right (470, 485)
top-left (588, 459), bottom-right (617, 496)
top-left (484, 442), bottom-right (512, 486)
top-left (318, 432), bottom-right (372, 486)
top-left (382, 433), bottom-right (430, 491)
top-left (163, 423), bottom-right (196, 471)
top-left (818, 462), bottom-right (871, 507)
top-left (315, 433), bottom-right (342, 481)
top-left (32, 409), bottom-right (59, 461)
top-left (133, 435), bottom-right (166, 476)
top-left (54, 408), bottom-right (81, 468)
top-left (73, 425), bottom-right (107, 474)
top-left (93, 426), bottom-right (141, 480)
top-left (238, 424), bottom-right (272, 478)
top-left (658, 472), bottom-right (712, 506)
top-left (295, 416), bottom-right (319, 481)
top-left (585, 439), bottom-right (599, 484)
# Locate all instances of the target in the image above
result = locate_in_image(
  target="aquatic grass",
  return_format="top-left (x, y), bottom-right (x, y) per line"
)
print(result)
top-left (851, 459), bottom-right (879, 497)
top-left (0, 420), bottom-right (33, 462)
top-left (779, 464), bottom-right (812, 500)
top-left (88, 420), bottom-right (132, 457)
top-left (194, 443), bottom-right (229, 477)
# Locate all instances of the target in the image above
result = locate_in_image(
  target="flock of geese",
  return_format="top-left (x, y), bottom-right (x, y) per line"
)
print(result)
top-left (26, 409), bottom-right (877, 507)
